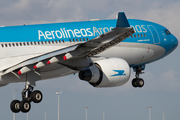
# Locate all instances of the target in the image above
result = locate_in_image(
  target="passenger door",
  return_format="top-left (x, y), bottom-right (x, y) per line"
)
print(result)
top-left (148, 25), bottom-right (160, 44)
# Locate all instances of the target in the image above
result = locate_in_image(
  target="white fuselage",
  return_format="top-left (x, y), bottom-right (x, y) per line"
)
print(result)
top-left (0, 41), bottom-right (164, 85)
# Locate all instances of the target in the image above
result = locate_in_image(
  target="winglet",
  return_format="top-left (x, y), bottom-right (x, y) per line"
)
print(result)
top-left (116, 12), bottom-right (130, 27)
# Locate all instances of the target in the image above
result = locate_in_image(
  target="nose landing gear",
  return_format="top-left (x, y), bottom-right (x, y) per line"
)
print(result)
top-left (10, 81), bottom-right (43, 113)
top-left (132, 65), bottom-right (145, 88)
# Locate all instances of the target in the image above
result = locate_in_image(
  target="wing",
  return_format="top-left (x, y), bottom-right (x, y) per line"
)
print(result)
top-left (2, 12), bottom-right (135, 77)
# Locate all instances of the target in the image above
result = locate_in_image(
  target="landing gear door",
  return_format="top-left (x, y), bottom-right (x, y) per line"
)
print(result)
top-left (148, 25), bottom-right (160, 44)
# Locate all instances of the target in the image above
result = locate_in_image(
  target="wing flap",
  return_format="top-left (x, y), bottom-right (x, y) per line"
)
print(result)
top-left (2, 45), bottom-right (78, 75)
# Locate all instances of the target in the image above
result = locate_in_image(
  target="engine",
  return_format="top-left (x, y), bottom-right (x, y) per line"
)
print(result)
top-left (79, 58), bottom-right (131, 87)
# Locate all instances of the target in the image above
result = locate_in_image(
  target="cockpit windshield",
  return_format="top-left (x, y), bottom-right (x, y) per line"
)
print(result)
top-left (165, 29), bottom-right (171, 35)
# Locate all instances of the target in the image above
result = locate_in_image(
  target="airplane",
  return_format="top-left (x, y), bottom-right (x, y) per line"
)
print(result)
top-left (0, 12), bottom-right (177, 113)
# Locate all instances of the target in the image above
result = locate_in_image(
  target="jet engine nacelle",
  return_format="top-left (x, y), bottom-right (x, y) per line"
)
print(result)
top-left (79, 58), bottom-right (131, 87)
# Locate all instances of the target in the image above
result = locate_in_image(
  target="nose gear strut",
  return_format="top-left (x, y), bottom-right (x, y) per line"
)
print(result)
top-left (132, 65), bottom-right (145, 88)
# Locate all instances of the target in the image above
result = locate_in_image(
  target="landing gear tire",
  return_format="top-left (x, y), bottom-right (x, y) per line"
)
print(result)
top-left (132, 65), bottom-right (145, 88)
top-left (10, 100), bottom-right (21, 113)
top-left (132, 78), bottom-right (144, 88)
top-left (20, 100), bottom-right (31, 113)
top-left (132, 78), bottom-right (138, 88)
top-left (10, 81), bottom-right (43, 113)
top-left (31, 90), bottom-right (43, 103)
top-left (137, 78), bottom-right (144, 88)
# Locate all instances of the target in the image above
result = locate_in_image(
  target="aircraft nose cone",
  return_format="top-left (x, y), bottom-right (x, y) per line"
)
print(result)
top-left (162, 34), bottom-right (178, 56)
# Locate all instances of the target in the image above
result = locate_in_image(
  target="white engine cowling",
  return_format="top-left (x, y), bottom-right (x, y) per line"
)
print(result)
top-left (79, 58), bottom-right (131, 87)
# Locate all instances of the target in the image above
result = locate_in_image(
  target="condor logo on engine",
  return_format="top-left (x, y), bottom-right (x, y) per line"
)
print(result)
top-left (111, 70), bottom-right (126, 76)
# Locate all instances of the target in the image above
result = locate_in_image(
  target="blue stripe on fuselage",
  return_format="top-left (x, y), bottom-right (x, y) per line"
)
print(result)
top-left (0, 19), bottom-right (153, 43)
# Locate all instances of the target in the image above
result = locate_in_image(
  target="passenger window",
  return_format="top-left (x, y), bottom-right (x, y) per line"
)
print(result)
top-left (16, 43), bottom-right (19, 46)
top-left (62, 40), bottom-right (65, 43)
top-left (59, 40), bottom-right (61, 43)
top-left (69, 39), bottom-right (72, 42)
top-left (134, 35), bottom-right (137, 38)
top-left (144, 34), bottom-right (146, 37)
top-left (80, 38), bottom-right (82, 42)
top-left (20, 43), bottom-right (22, 46)
top-left (83, 38), bottom-right (86, 41)
top-left (87, 38), bottom-right (89, 41)
top-left (138, 34), bottom-right (140, 37)
top-left (44, 41), bottom-right (47, 44)
top-left (27, 42), bottom-right (29, 45)
top-left (52, 40), bottom-right (54, 44)
top-left (23, 42), bottom-right (26, 46)
top-left (31, 42), bottom-right (33, 45)
top-left (73, 39), bottom-right (75, 42)
top-left (76, 39), bottom-right (79, 42)
top-left (48, 41), bottom-right (51, 44)
top-left (141, 34), bottom-right (143, 37)
top-left (41, 41), bottom-right (44, 44)
top-left (1, 44), bottom-right (4, 47)
top-left (12, 43), bottom-right (15, 47)
top-left (131, 35), bottom-right (133, 38)
top-left (9, 43), bottom-right (11, 47)
top-left (5, 44), bottom-right (7, 47)
top-left (55, 40), bottom-right (58, 43)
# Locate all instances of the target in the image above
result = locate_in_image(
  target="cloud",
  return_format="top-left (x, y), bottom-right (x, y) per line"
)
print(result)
top-left (0, 0), bottom-right (86, 25)
top-left (136, 1), bottom-right (180, 39)
top-left (143, 69), bottom-right (180, 92)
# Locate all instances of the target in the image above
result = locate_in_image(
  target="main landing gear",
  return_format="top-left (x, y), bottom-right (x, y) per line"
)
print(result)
top-left (132, 65), bottom-right (145, 88)
top-left (10, 81), bottom-right (43, 113)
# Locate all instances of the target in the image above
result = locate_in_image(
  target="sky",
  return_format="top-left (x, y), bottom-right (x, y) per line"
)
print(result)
top-left (0, 0), bottom-right (180, 120)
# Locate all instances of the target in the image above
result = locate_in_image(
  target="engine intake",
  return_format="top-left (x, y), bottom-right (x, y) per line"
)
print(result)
top-left (79, 69), bottom-right (92, 81)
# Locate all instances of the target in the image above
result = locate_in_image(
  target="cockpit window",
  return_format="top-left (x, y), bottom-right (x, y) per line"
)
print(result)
top-left (165, 29), bottom-right (171, 35)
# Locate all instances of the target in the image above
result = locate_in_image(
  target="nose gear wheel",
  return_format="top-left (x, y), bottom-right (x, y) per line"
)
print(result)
top-left (132, 78), bottom-right (144, 88)
top-left (132, 66), bottom-right (145, 88)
